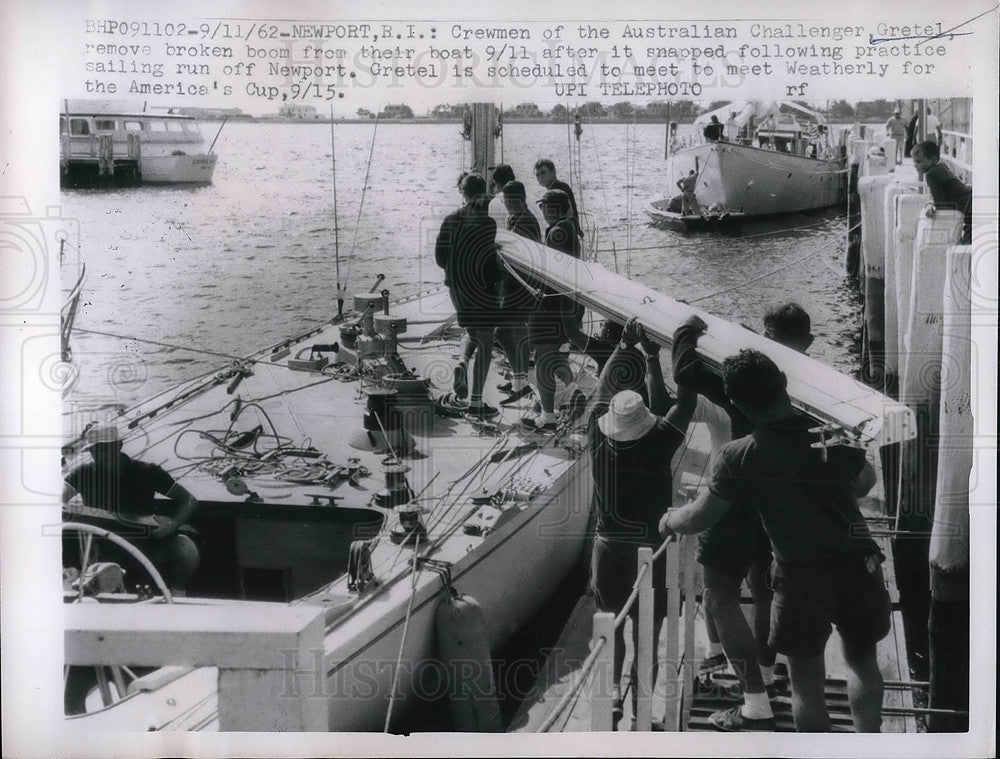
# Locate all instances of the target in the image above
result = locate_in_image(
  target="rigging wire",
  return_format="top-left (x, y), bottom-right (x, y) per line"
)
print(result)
top-left (383, 535), bottom-right (422, 733)
top-left (343, 109), bottom-right (382, 292)
top-left (73, 327), bottom-right (275, 365)
top-left (685, 222), bottom-right (860, 305)
top-left (330, 107), bottom-right (344, 317)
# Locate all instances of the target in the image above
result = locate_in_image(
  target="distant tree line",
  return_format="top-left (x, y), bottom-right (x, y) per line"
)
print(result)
top-left (354, 100), bottom-right (911, 123)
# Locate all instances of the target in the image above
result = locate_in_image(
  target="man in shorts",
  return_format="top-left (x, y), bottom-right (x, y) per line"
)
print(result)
top-left (672, 303), bottom-right (814, 731)
top-left (495, 180), bottom-right (540, 405)
top-left (521, 188), bottom-right (579, 431)
top-left (435, 173), bottom-right (502, 418)
top-left (661, 349), bottom-right (890, 733)
top-left (588, 318), bottom-right (697, 729)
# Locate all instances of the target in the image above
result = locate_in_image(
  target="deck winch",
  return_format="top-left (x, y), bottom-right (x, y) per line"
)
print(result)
top-left (377, 458), bottom-right (415, 509)
top-left (348, 388), bottom-right (416, 455)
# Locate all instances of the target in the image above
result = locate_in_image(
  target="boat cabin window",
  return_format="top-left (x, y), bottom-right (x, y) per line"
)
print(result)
top-left (182, 122), bottom-right (202, 135)
top-left (165, 120), bottom-right (184, 133)
top-left (148, 120), bottom-right (168, 132)
top-left (69, 119), bottom-right (90, 136)
top-left (94, 119), bottom-right (116, 132)
top-left (123, 120), bottom-right (143, 133)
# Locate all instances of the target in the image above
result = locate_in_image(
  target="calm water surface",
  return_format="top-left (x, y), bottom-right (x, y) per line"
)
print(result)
top-left (60, 121), bottom-right (861, 408)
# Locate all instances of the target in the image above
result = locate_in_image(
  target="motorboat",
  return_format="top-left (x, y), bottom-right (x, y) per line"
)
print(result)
top-left (60, 99), bottom-right (219, 186)
top-left (647, 101), bottom-right (846, 227)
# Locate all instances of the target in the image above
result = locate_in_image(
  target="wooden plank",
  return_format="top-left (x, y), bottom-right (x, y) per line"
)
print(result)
top-left (591, 613), bottom-right (616, 732)
top-left (64, 601), bottom-right (325, 671)
top-left (635, 546), bottom-right (654, 731)
top-left (661, 541), bottom-right (683, 729)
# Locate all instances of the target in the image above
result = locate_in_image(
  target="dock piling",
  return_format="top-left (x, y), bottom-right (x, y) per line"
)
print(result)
top-left (590, 612), bottom-right (616, 732)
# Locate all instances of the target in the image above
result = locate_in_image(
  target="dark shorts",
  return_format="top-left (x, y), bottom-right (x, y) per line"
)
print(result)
top-left (448, 288), bottom-right (500, 330)
top-left (768, 555), bottom-right (892, 657)
top-left (590, 535), bottom-right (666, 619)
top-left (528, 311), bottom-right (567, 345)
top-left (697, 505), bottom-right (772, 576)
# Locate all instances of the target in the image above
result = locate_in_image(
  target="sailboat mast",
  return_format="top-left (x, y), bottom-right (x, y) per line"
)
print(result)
top-left (331, 106), bottom-right (343, 319)
top-left (468, 103), bottom-right (496, 178)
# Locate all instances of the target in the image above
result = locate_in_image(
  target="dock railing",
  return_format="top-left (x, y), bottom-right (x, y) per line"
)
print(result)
top-left (537, 528), bottom-right (700, 732)
top-left (939, 129), bottom-right (972, 182)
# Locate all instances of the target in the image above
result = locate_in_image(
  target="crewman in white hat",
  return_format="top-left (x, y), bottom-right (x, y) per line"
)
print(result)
top-left (586, 317), bottom-right (697, 729)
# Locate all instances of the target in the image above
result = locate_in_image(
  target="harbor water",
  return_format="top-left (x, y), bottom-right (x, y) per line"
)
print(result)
top-left (60, 120), bottom-right (860, 410)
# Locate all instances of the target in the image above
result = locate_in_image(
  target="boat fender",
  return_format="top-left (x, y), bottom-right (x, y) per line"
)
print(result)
top-left (434, 592), bottom-right (503, 732)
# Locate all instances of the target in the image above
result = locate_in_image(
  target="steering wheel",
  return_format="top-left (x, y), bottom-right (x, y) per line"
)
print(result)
top-left (62, 522), bottom-right (173, 716)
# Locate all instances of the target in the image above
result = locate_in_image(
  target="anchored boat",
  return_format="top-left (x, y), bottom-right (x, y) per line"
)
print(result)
top-left (647, 101), bottom-right (847, 228)
top-left (60, 99), bottom-right (219, 187)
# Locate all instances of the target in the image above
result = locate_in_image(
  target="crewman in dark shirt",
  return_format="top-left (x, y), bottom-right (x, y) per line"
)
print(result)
top-left (703, 115), bottom-right (724, 141)
top-left (495, 180), bottom-right (541, 405)
top-left (912, 140), bottom-right (972, 244)
top-left (63, 424), bottom-right (200, 592)
top-left (588, 317), bottom-right (697, 729)
top-left (661, 350), bottom-right (889, 733)
top-left (533, 158), bottom-right (584, 238)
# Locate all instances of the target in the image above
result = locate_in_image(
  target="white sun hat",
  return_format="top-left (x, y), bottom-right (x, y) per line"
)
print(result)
top-left (598, 390), bottom-right (657, 442)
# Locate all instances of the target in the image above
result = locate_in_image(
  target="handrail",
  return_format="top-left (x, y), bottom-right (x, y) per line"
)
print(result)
top-left (536, 536), bottom-right (674, 733)
top-left (613, 537), bottom-right (672, 628)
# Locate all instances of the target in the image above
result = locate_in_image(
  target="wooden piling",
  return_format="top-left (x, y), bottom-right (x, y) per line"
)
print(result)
top-left (590, 612), bottom-right (615, 732)
top-left (895, 210), bottom-right (965, 678)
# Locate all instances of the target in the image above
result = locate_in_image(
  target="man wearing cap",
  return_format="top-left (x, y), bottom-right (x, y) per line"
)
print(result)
top-left (587, 317), bottom-right (697, 729)
top-left (885, 110), bottom-right (907, 163)
top-left (660, 349), bottom-right (888, 733)
top-left (533, 158), bottom-right (583, 238)
top-left (62, 424), bottom-right (201, 592)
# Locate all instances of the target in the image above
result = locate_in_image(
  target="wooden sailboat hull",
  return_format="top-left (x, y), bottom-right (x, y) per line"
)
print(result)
top-left (63, 286), bottom-right (596, 732)
top-left (672, 142), bottom-right (845, 217)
